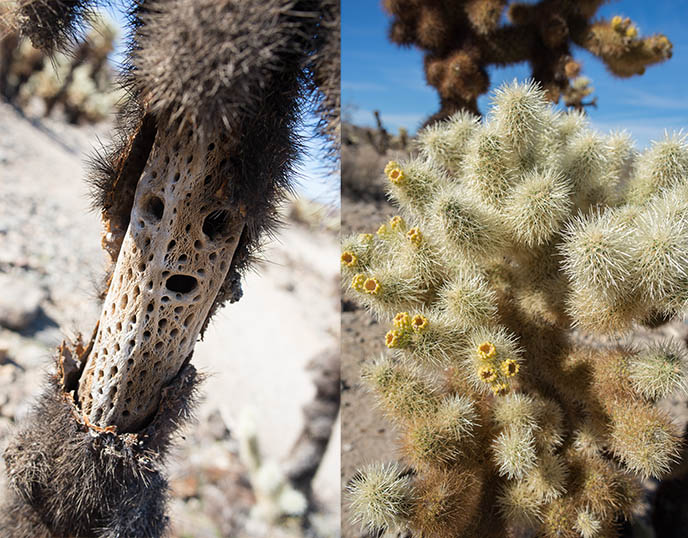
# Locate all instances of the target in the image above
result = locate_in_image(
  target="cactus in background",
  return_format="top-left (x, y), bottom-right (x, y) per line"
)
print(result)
top-left (0, 9), bottom-right (121, 123)
top-left (343, 80), bottom-right (688, 537)
top-left (1, 1), bottom-right (339, 536)
top-left (238, 408), bottom-right (309, 527)
top-left (382, 0), bottom-right (673, 122)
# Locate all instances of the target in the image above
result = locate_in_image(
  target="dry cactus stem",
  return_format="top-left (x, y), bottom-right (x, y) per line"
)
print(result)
top-left (1, 1), bottom-right (339, 536)
top-left (343, 81), bottom-right (688, 538)
top-left (382, 0), bottom-right (673, 122)
top-left (79, 128), bottom-right (245, 432)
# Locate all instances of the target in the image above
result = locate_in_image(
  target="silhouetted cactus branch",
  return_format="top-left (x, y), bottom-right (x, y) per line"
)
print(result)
top-left (382, 0), bottom-right (673, 122)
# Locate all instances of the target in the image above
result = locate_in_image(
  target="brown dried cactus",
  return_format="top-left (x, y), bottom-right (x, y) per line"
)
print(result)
top-left (382, 0), bottom-right (673, 122)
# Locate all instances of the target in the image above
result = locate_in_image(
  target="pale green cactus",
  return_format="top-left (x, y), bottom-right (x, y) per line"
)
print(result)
top-left (343, 80), bottom-right (688, 538)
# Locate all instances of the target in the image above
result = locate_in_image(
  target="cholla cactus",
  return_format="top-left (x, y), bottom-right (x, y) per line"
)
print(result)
top-left (238, 408), bottom-right (309, 526)
top-left (382, 0), bottom-right (673, 122)
top-left (0, 10), bottom-right (121, 122)
top-left (344, 80), bottom-right (688, 537)
top-left (1, 1), bottom-right (339, 536)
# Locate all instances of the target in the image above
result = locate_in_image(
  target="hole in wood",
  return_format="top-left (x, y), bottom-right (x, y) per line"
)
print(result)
top-left (166, 274), bottom-right (198, 294)
top-left (145, 196), bottom-right (165, 221)
top-left (203, 209), bottom-right (230, 241)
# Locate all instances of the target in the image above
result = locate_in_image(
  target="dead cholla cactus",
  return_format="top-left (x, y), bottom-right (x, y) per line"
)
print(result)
top-left (343, 81), bottom-right (688, 537)
top-left (382, 0), bottom-right (673, 122)
top-left (1, 1), bottom-right (339, 536)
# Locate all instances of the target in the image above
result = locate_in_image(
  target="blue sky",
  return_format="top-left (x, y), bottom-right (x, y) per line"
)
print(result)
top-left (343, 0), bottom-right (688, 149)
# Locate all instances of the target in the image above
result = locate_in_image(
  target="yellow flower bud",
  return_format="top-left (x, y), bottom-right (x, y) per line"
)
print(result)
top-left (411, 314), bottom-right (429, 333)
top-left (364, 277), bottom-right (381, 295)
top-left (387, 167), bottom-right (405, 185)
top-left (341, 251), bottom-right (358, 267)
top-left (384, 160), bottom-right (399, 176)
top-left (390, 215), bottom-right (406, 230)
top-left (393, 312), bottom-right (412, 329)
top-left (492, 383), bottom-right (510, 396)
top-left (478, 341), bottom-right (496, 360)
top-left (501, 359), bottom-right (519, 377)
top-left (406, 227), bottom-right (422, 247)
top-left (611, 15), bottom-right (623, 31)
top-left (351, 273), bottom-right (366, 291)
top-left (385, 329), bottom-right (403, 348)
top-left (479, 365), bottom-right (497, 383)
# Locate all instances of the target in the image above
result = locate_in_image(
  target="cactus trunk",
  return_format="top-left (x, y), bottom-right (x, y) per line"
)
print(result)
top-left (79, 128), bottom-right (245, 431)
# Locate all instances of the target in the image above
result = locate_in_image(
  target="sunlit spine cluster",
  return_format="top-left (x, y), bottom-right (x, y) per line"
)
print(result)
top-left (343, 80), bottom-right (688, 537)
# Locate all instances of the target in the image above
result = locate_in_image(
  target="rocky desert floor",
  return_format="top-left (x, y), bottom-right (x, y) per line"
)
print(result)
top-left (0, 101), bottom-right (340, 537)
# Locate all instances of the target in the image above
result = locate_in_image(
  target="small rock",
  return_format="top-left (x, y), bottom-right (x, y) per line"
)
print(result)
top-left (0, 274), bottom-right (46, 331)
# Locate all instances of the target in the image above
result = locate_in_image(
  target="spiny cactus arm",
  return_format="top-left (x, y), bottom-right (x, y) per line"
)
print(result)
top-left (0, 356), bottom-right (201, 537)
top-left (574, 16), bottom-right (673, 78)
top-left (347, 462), bottom-right (415, 534)
top-left (10, 0), bottom-right (111, 52)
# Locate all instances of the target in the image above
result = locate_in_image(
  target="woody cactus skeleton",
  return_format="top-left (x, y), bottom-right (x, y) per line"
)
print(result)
top-left (343, 81), bottom-right (688, 537)
top-left (1, 0), bottom-right (339, 535)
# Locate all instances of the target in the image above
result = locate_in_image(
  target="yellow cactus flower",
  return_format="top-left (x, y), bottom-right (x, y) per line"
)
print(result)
top-left (479, 365), bottom-right (497, 383)
top-left (387, 167), bottom-right (405, 185)
top-left (351, 273), bottom-right (366, 291)
top-left (492, 383), bottom-right (510, 396)
top-left (358, 233), bottom-right (373, 244)
top-left (625, 25), bottom-right (638, 38)
top-left (385, 329), bottom-right (403, 349)
top-left (611, 15), bottom-right (623, 31)
top-left (411, 314), bottom-right (429, 333)
top-left (341, 251), bottom-right (357, 267)
top-left (406, 227), bottom-right (422, 247)
top-left (478, 341), bottom-right (496, 360)
top-left (390, 215), bottom-right (406, 230)
top-left (501, 359), bottom-right (519, 377)
top-left (393, 312), bottom-right (412, 330)
top-left (364, 277), bottom-right (381, 295)
top-left (384, 160), bottom-right (399, 176)
top-left (377, 223), bottom-right (389, 236)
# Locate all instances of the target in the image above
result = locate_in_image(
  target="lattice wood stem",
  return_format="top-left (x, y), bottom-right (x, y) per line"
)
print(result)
top-left (78, 128), bottom-right (244, 432)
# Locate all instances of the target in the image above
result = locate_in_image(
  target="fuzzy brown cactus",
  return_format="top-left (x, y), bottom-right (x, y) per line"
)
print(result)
top-left (382, 0), bottom-right (673, 121)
